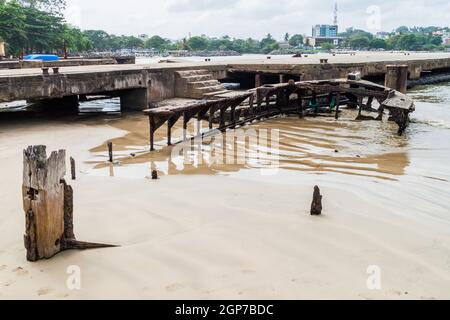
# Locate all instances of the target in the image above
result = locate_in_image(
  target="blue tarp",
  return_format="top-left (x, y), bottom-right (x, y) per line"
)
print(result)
top-left (24, 54), bottom-right (60, 61)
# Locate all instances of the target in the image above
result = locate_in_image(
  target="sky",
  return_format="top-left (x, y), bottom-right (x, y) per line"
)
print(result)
top-left (64, 0), bottom-right (450, 40)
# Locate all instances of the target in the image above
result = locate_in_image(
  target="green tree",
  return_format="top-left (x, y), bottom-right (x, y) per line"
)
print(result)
top-left (429, 35), bottom-right (443, 46)
top-left (22, 4), bottom-right (65, 53)
top-left (63, 25), bottom-right (92, 52)
top-left (121, 36), bottom-right (144, 49)
top-left (211, 36), bottom-right (233, 51)
top-left (187, 36), bottom-right (208, 51)
top-left (0, 0), bottom-right (27, 55)
top-left (288, 34), bottom-right (303, 47)
top-left (145, 35), bottom-right (170, 50)
top-left (396, 26), bottom-right (410, 34)
top-left (260, 33), bottom-right (278, 53)
top-left (83, 30), bottom-right (111, 51)
top-left (348, 35), bottom-right (371, 49)
top-left (17, 0), bottom-right (66, 13)
top-left (321, 42), bottom-right (335, 51)
top-left (369, 38), bottom-right (387, 49)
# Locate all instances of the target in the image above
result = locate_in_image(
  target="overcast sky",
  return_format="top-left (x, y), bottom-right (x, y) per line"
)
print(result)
top-left (64, 0), bottom-right (450, 40)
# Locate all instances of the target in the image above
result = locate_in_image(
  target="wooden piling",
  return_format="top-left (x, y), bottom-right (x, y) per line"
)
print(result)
top-left (255, 73), bottom-right (262, 88)
top-left (107, 142), bottom-right (113, 162)
top-left (167, 120), bottom-right (172, 146)
top-left (70, 157), bottom-right (76, 180)
top-left (298, 96), bottom-right (304, 118)
top-left (335, 93), bottom-right (341, 120)
top-left (310, 186), bottom-right (323, 216)
top-left (149, 117), bottom-right (156, 151)
top-left (357, 96), bottom-right (364, 118)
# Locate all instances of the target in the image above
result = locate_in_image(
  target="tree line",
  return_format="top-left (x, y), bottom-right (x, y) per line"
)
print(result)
top-left (0, 0), bottom-right (448, 57)
top-left (339, 27), bottom-right (448, 51)
top-left (0, 0), bottom-right (299, 56)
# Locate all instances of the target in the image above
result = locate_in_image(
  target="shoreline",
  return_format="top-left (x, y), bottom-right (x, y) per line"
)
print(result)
top-left (1, 110), bottom-right (450, 299)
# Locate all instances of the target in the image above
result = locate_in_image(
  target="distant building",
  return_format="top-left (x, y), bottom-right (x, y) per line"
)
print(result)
top-left (138, 34), bottom-right (149, 41)
top-left (376, 32), bottom-right (390, 40)
top-left (312, 24), bottom-right (339, 38)
top-left (305, 36), bottom-right (343, 48)
top-left (308, 2), bottom-right (344, 48)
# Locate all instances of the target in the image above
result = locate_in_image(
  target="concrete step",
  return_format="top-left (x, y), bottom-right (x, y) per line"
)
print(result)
top-left (176, 69), bottom-right (210, 77)
top-left (202, 90), bottom-right (230, 97)
top-left (196, 85), bottom-right (227, 93)
top-left (182, 74), bottom-right (215, 82)
top-left (188, 80), bottom-right (222, 88)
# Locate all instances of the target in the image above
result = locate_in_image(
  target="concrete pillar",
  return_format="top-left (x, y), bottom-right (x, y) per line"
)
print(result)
top-left (409, 65), bottom-right (422, 80)
top-left (385, 65), bottom-right (408, 94)
top-left (255, 73), bottom-right (263, 88)
top-left (120, 88), bottom-right (149, 111)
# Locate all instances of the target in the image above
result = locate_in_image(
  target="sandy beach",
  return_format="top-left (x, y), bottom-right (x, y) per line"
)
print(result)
top-left (1, 93), bottom-right (450, 300)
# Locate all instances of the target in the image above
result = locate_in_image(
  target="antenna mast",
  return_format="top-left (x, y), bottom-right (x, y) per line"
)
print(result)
top-left (333, 1), bottom-right (338, 25)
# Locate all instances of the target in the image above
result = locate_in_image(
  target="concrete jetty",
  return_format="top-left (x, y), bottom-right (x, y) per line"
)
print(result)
top-left (0, 58), bottom-right (119, 70)
top-left (0, 52), bottom-right (449, 111)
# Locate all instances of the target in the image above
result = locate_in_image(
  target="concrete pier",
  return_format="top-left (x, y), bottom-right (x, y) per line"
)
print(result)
top-left (0, 58), bottom-right (118, 70)
top-left (1, 52), bottom-right (450, 111)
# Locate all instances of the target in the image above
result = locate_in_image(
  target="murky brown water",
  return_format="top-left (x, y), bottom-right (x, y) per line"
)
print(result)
top-left (87, 107), bottom-right (411, 181)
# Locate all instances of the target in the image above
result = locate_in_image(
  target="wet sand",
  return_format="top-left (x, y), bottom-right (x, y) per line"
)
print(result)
top-left (1, 105), bottom-right (450, 299)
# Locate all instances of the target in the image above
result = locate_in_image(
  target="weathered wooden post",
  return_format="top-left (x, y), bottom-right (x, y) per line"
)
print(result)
top-left (22, 145), bottom-right (115, 262)
top-left (70, 157), bottom-right (76, 180)
top-left (335, 93), bottom-right (341, 120)
top-left (310, 186), bottom-right (323, 216)
top-left (385, 65), bottom-right (408, 94)
top-left (255, 73), bottom-right (263, 88)
top-left (107, 142), bottom-right (113, 162)
top-left (298, 96), bottom-right (304, 118)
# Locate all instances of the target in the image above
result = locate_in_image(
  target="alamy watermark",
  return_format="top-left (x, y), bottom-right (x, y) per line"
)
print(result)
top-left (366, 265), bottom-right (382, 290)
top-left (66, 265), bottom-right (82, 290)
top-left (170, 127), bottom-right (280, 175)
top-left (366, 5), bottom-right (382, 32)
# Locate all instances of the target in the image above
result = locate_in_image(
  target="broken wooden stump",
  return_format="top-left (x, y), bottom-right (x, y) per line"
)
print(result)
top-left (310, 186), bottom-right (323, 216)
top-left (22, 145), bottom-right (116, 262)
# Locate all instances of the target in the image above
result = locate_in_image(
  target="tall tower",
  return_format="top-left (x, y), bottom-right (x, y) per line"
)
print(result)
top-left (333, 1), bottom-right (338, 26)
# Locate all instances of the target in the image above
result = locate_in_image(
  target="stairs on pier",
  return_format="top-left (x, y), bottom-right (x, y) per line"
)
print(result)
top-left (175, 69), bottom-right (228, 99)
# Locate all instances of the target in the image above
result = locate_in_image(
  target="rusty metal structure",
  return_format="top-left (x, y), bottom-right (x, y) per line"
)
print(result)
top-left (144, 78), bottom-right (415, 151)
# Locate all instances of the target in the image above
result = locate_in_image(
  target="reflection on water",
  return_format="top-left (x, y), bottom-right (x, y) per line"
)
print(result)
top-left (87, 109), bottom-right (410, 181)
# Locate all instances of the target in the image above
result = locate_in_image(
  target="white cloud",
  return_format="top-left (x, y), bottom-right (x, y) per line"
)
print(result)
top-left (64, 0), bottom-right (450, 40)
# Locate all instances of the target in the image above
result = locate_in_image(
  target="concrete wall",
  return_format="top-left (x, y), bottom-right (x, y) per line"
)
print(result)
top-left (0, 70), bottom-right (149, 103)
top-left (147, 70), bottom-right (176, 103)
top-left (0, 58), bottom-right (117, 70)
